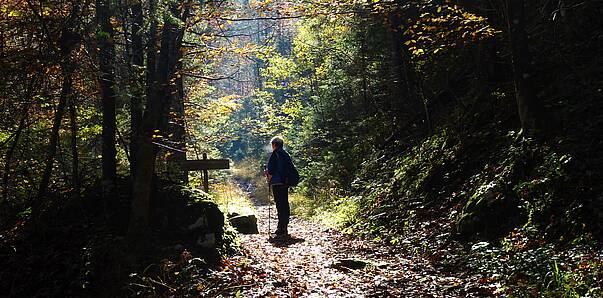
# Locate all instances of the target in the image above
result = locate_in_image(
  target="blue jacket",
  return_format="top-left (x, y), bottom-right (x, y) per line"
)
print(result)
top-left (267, 147), bottom-right (292, 185)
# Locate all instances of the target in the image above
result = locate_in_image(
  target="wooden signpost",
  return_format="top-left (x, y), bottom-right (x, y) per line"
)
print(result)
top-left (179, 153), bottom-right (230, 192)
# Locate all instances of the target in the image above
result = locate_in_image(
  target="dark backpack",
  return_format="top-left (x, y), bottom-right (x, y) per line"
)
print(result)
top-left (276, 151), bottom-right (300, 187)
top-left (287, 162), bottom-right (300, 187)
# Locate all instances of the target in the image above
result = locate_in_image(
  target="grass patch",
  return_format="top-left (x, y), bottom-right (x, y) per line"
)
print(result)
top-left (231, 158), bottom-right (270, 205)
top-left (211, 182), bottom-right (256, 217)
top-left (289, 191), bottom-right (361, 232)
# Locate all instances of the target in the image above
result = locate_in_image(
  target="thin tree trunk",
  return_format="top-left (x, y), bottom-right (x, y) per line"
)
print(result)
top-left (96, 0), bottom-right (118, 199)
top-left (2, 105), bottom-right (29, 211)
top-left (168, 57), bottom-right (188, 183)
top-left (69, 95), bottom-right (80, 200)
top-left (34, 68), bottom-right (72, 216)
top-left (506, 0), bottom-right (544, 136)
top-left (387, 4), bottom-right (423, 126)
top-left (130, 0), bottom-right (144, 176)
top-left (146, 0), bottom-right (158, 106)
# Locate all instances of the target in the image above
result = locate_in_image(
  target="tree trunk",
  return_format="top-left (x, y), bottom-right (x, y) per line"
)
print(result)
top-left (34, 67), bottom-right (72, 216)
top-left (146, 0), bottom-right (158, 107)
top-left (69, 95), bottom-right (80, 200)
top-left (1, 104), bottom-right (29, 214)
top-left (97, 0), bottom-right (118, 199)
top-left (387, 4), bottom-right (423, 128)
top-left (129, 137), bottom-right (155, 237)
top-left (168, 58), bottom-right (188, 183)
top-left (129, 0), bottom-right (158, 238)
top-left (129, 1), bottom-right (187, 237)
top-left (506, 0), bottom-right (544, 136)
top-left (130, 0), bottom-right (144, 176)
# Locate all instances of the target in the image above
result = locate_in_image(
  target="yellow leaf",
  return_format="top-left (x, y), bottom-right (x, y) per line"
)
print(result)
top-left (8, 10), bottom-right (21, 17)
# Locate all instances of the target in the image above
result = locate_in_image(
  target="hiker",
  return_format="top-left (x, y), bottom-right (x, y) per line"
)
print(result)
top-left (265, 136), bottom-right (293, 235)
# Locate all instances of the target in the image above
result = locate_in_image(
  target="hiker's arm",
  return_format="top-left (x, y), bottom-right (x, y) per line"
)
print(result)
top-left (267, 152), bottom-right (277, 175)
top-left (266, 152), bottom-right (276, 182)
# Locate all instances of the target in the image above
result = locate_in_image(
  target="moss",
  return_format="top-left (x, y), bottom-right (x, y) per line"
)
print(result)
top-left (456, 179), bottom-right (522, 238)
top-left (390, 130), bottom-right (458, 201)
top-left (456, 131), bottom-right (574, 239)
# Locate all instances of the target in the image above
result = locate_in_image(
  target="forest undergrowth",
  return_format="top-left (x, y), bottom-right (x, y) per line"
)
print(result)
top-left (282, 125), bottom-right (603, 297)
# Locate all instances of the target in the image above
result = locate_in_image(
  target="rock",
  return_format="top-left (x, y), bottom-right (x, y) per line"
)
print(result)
top-left (272, 280), bottom-right (288, 287)
top-left (330, 258), bottom-right (371, 270)
top-left (197, 233), bottom-right (216, 248)
top-left (155, 187), bottom-right (225, 248)
top-left (229, 214), bottom-right (259, 234)
top-left (456, 181), bottom-right (522, 238)
top-left (188, 214), bottom-right (209, 230)
top-left (183, 201), bottom-right (225, 247)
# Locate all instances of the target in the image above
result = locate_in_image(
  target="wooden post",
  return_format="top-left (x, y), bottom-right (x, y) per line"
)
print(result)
top-left (202, 153), bottom-right (209, 192)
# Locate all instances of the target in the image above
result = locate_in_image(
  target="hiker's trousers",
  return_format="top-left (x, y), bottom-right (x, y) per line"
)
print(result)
top-left (272, 185), bottom-right (290, 231)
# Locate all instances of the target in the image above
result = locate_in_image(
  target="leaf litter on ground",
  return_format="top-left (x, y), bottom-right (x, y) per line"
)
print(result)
top-left (200, 194), bottom-right (496, 297)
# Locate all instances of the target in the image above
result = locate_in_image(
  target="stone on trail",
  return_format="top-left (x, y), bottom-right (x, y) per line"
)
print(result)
top-left (229, 214), bottom-right (259, 234)
top-left (330, 258), bottom-right (372, 270)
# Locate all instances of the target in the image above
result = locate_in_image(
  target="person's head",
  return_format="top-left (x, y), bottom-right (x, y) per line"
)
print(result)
top-left (270, 136), bottom-right (284, 151)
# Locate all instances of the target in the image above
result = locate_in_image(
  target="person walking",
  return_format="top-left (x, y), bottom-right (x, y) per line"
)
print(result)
top-left (264, 136), bottom-right (293, 236)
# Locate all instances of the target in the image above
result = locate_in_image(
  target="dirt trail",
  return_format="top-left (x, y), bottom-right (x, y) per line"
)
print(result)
top-left (223, 201), bottom-right (493, 297)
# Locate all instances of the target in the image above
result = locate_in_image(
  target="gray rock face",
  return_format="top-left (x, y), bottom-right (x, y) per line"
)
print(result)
top-left (229, 214), bottom-right (259, 234)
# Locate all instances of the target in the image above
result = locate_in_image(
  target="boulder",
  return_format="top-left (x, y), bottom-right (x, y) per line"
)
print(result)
top-left (456, 181), bottom-right (522, 238)
top-left (229, 214), bottom-right (259, 234)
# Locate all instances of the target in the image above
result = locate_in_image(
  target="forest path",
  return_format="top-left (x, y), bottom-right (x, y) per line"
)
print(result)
top-left (216, 194), bottom-right (493, 297)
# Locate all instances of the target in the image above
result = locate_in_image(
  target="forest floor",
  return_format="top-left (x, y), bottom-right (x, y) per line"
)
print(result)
top-left (209, 192), bottom-right (496, 297)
